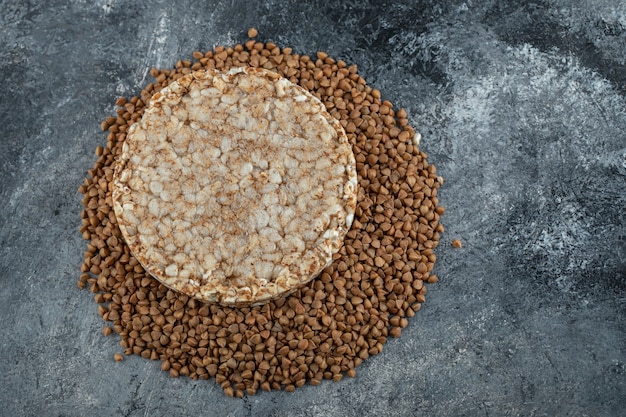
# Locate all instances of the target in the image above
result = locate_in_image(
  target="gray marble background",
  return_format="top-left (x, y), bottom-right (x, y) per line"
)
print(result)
top-left (1, 0), bottom-right (624, 416)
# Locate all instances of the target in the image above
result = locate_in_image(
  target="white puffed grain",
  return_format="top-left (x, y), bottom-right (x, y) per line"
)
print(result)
top-left (112, 67), bottom-right (357, 305)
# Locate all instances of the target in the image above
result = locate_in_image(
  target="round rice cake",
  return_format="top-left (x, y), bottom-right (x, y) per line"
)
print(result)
top-left (112, 67), bottom-right (357, 306)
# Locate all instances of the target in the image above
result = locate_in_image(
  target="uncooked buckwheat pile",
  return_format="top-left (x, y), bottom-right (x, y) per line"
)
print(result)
top-left (78, 30), bottom-right (444, 397)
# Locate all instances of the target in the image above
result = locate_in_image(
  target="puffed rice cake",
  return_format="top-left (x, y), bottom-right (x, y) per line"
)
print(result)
top-left (112, 67), bottom-right (357, 306)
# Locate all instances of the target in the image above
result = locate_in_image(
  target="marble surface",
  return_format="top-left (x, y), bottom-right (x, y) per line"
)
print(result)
top-left (1, 0), bottom-right (624, 416)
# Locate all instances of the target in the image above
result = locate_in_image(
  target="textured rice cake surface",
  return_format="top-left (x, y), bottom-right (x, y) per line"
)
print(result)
top-left (112, 67), bottom-right (357, 305)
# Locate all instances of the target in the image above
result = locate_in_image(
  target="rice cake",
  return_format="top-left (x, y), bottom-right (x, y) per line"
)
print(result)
top-left (112, 67), bottom-right (357, 306)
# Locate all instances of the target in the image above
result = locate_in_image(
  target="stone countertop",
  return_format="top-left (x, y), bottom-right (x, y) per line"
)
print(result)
top-left (1, 1), bottom-right (624, 416)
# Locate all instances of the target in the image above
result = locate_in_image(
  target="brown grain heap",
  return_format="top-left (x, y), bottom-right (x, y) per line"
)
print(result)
top-left (78, 31), bottom-right (444, 398)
